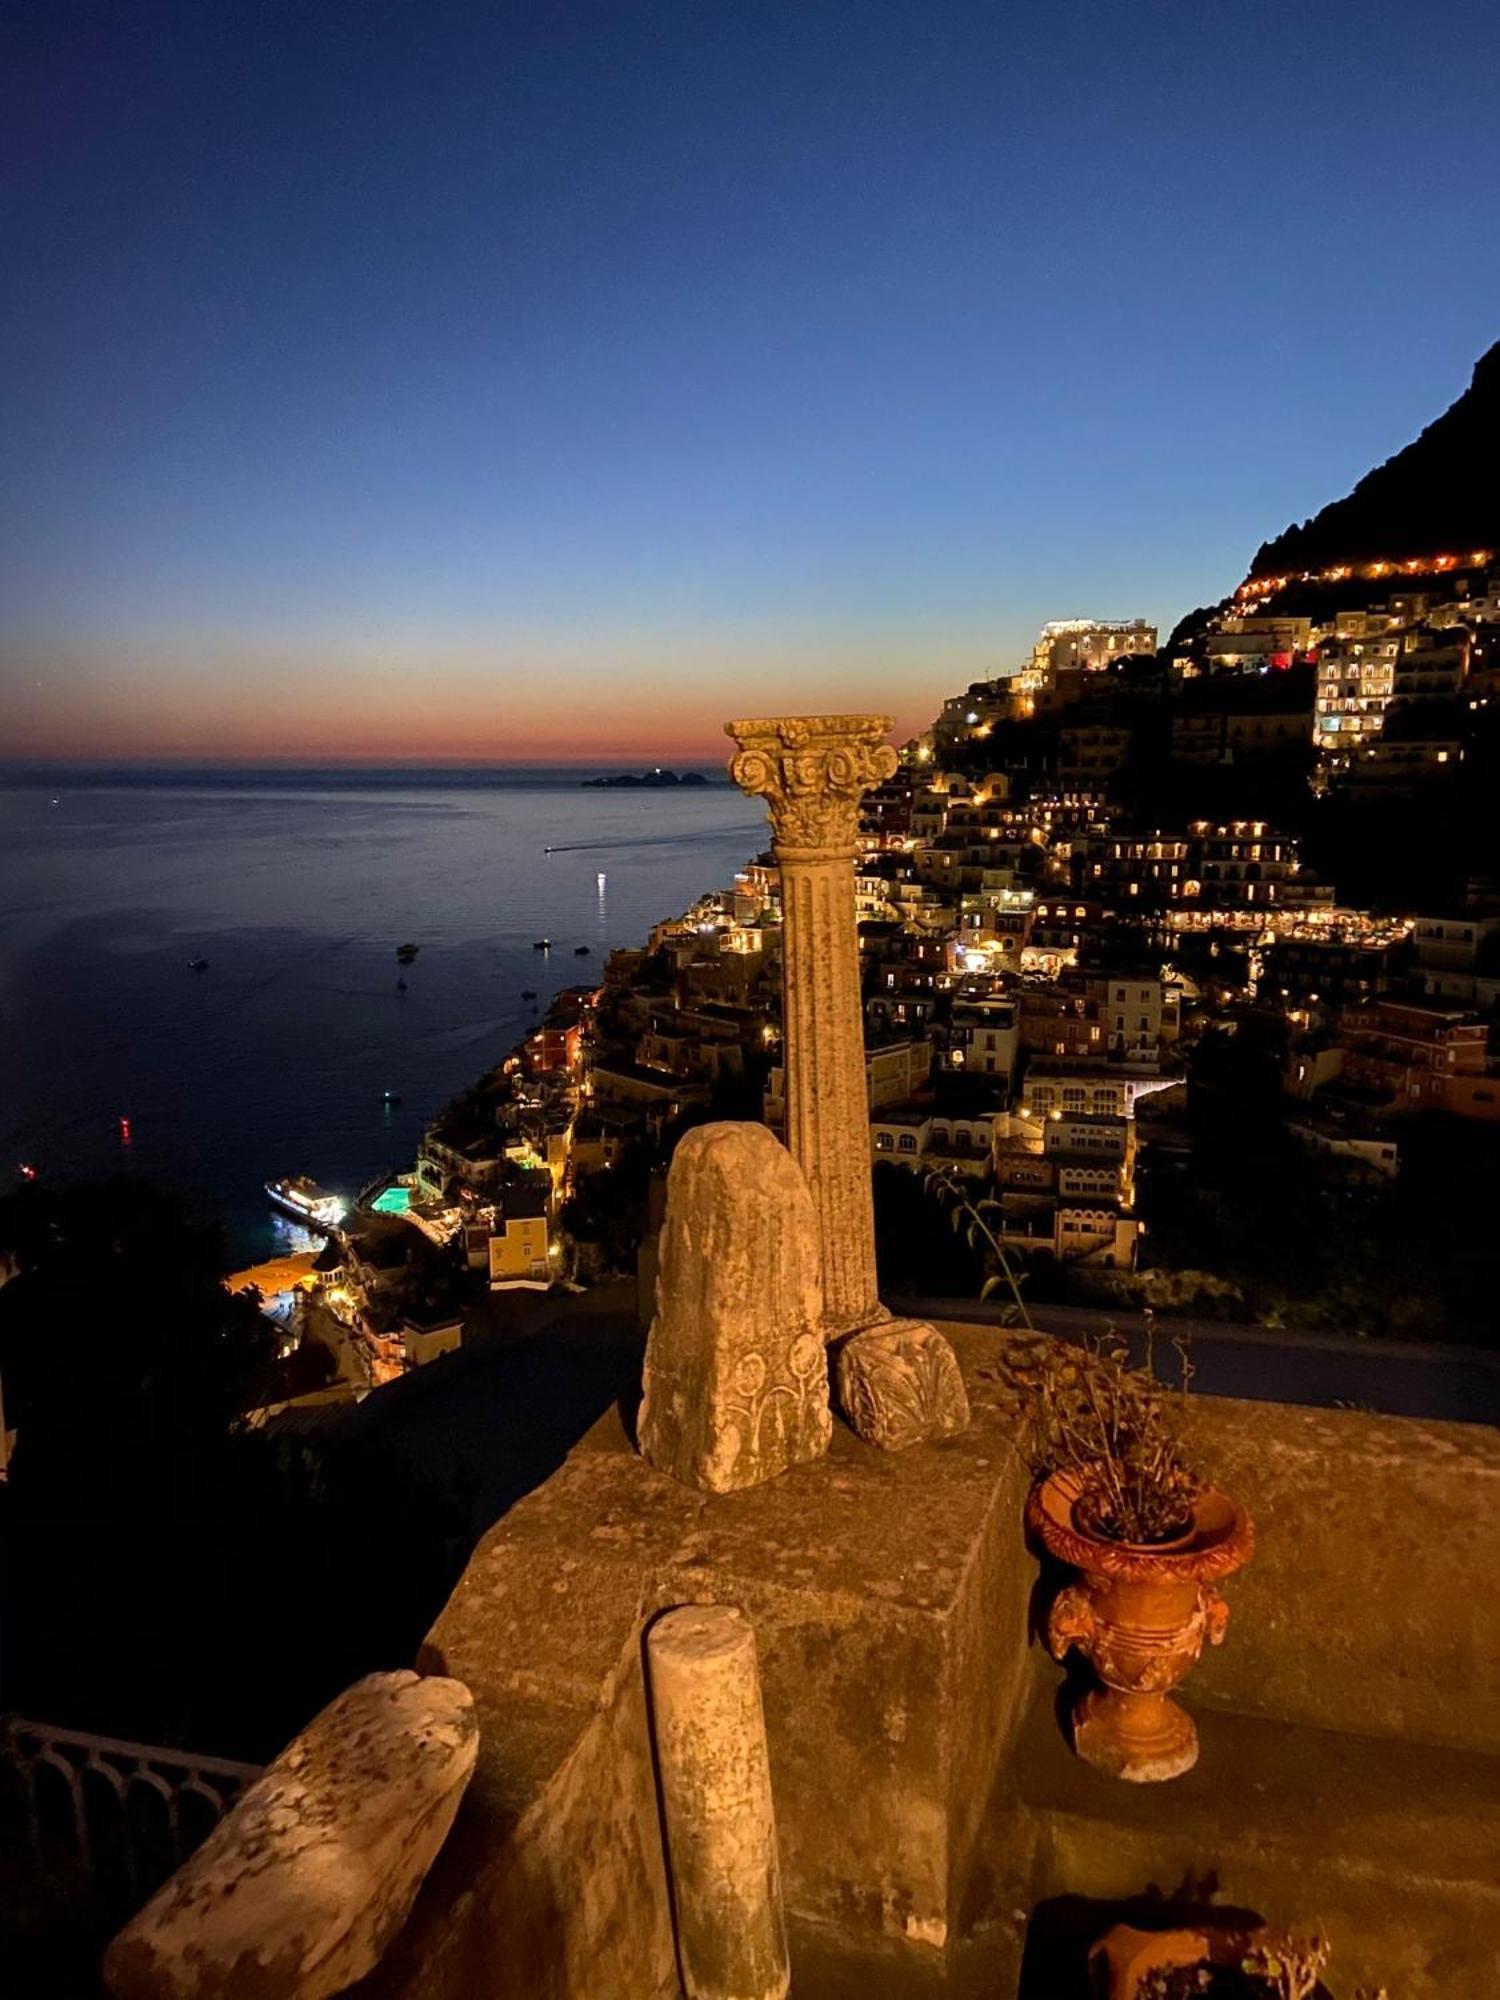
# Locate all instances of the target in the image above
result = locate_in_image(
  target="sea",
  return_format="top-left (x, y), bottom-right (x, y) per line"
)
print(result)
top-left (0, 767), bottom-right (768, 1268)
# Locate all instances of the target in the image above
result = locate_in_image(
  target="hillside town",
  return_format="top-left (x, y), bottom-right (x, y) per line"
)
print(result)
top-left (10, 13), bottom-right (1500, 1990)
top-left (240, 547), bottom-right (1500, 1409)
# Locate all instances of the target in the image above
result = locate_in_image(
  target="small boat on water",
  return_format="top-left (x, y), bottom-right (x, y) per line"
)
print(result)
top-left (396, 943), bottom-right (419, 965)
top-left (188, 957), bottom-right (209, 973)
top-left (383, 1089), bottom-right (402, 1105)
top-left (532, 938), bottom-right (551, 951)
top-left (265, 1176), bottom-right (346, 1230)
top-left (520, 989), bottom-right (537, 1000)
top-left (574, 945), bottom-right (591, 956)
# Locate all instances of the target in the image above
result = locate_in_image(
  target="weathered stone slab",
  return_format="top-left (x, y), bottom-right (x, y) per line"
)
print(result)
top-left (103, 1671), bottom-right (477, 2000)
top-left (638, 1122), bottom-right (832, 1493)
top-left (835, 1319), bottom-right (970, 1451)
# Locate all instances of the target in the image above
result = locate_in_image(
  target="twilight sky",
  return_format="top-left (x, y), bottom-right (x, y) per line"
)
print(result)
top-left (2, 1), bottom-right (1497, 763)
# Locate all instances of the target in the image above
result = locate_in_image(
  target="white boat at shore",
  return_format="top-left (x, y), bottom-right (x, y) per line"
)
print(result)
top-left (264, 1176), bottom-right (346, 1231)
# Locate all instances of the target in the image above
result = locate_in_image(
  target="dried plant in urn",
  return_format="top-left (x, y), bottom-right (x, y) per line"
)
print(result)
top-left (1119, 1929), bottom-right (1385, 2000)
top-left (1097, 1920), bottom-right (1388, 1999)
top-left (1014, 1326), bottom-right (1205, 1541)
top-left (923, 1172), bottom-right (1253, 1781)
top-left (1007, 1325), bottom-right (1252, 1783)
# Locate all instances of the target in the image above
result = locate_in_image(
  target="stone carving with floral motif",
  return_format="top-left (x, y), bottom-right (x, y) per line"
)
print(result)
top-left (726, 714), bottom-right (899, 855)
top-left (639, 1122), bottom-right (832, 1494)
top-left (835, 1320), bottom-right (970, 1452)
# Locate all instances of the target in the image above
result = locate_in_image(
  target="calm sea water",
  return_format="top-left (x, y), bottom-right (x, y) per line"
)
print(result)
top-left (0, 769), bottom-right (767, 1265)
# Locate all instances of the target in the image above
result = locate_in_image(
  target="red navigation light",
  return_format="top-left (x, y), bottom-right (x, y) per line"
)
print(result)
top-left (19, 1163), bottom-right (38, 1182)
top-left (119, 1116), bottom-right (133, 1144)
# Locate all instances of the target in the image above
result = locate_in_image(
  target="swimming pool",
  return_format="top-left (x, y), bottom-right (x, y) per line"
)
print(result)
top-left (371, 1183), bottom-right (414, 1215)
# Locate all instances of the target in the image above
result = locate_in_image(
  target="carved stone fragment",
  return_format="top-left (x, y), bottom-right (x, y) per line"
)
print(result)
top-left (103, 1671), bottom-right (477, 2000)
top-left (835, 1319), bottom-right (970, 1451)
top-left (638, 1121), bottom-right (832, 1493)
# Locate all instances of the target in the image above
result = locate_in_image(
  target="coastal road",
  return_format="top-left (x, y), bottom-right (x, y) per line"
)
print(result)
top-left (895, 1294), bottom-right (1500, 1428)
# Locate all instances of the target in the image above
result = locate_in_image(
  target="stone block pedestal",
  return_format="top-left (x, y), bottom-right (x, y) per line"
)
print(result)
top-left (365, 1329), bottom-right (1037, 2000)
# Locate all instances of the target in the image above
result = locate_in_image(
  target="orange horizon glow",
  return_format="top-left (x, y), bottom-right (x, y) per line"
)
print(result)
top-left (0, 707), bottom-right (938, 766)
top-left (0, 628), bottom-right (962, 764)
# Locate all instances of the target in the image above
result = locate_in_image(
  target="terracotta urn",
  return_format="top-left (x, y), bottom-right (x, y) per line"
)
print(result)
top-left (1027, 1466), bottom-right (1253, 1782)
top-left (1089, 1925), bottom-right (1211, 1998)
top-left (1089, 1923), bottom-right (1265, 1997)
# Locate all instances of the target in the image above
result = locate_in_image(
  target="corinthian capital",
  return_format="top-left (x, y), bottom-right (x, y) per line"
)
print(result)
top-left (724, 713), bottom-right (898, 853)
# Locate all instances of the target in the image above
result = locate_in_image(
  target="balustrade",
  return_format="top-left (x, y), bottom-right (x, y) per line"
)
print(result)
top-left (1, 1714), bottom-right (261, 1913)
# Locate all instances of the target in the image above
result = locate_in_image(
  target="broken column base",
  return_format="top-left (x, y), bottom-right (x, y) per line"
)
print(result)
top-left (647, 1605), bottom-right (790, 2000)
top-left (834, 1319), bottom-right (970, 1452)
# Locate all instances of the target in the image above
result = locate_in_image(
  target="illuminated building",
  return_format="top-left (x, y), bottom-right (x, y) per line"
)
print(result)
top-left (398, 1303), bottom-right (464, 1367)
top-left (1189, 821), bottom-right (1303, 907)
top-left (946, 996), bottom-right (1020, 1082)
top-left (417, 1128), bottom-right (507, 1197)
top-left (1082, 831), bottom-right (1196, 902)
top-left (1018, 984), bottom-right (1107, 1063)
top-left (1030, 618), bottom-right (1158, 681)
top-left (486, 1184), bottom-right (553, 1289)
top-left (1199, 613), bottom-right (1315, 674)
top-left (1316, 623), bottom-right (1469, 756)
top-left (1315, 632), bottom-right (1399, 750)
top-left (993, 1107), bottom-right (1142, 1268)
top-left (1337, 1000), bottom-right (1490, 1113)
top-left (1021, 1063), bottom-right (1176, 1117)
top-left (764, 1035), bottom-right (931, 1130)
top-left (1412, 914), bottom-right (1500, 1008)
top-left (933, 679), bottom-right (1028, 752)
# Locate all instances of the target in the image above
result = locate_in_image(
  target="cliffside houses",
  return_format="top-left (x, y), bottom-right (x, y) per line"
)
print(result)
top-left (308, 573), bottom-right (1499, 1346)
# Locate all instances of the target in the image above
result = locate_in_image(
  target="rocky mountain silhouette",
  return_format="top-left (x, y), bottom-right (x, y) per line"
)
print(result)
top-left (1251, 340), bottom-right (1499, 579)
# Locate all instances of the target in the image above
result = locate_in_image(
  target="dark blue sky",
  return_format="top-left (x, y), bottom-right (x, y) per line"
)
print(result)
top-left (3, 0), bottom-right (1497, 757)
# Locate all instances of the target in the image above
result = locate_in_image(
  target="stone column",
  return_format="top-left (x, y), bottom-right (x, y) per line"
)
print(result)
top-left (726, 714), bottom-right (897, 1335)
top-left (647, 1604), bottom-right (789, 2000)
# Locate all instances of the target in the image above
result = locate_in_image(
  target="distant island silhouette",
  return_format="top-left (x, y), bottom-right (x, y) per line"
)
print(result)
top-left (582, 768), bottom-right (712, 788)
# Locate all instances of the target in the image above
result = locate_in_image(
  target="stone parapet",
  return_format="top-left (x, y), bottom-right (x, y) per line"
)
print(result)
top-left (359, 1327), bottom-right (1500, 1999)
top-left (362, 1339), bottom-right (1038, 1999)
top-left (1177, 1393), bottom-right (1500, 1751)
